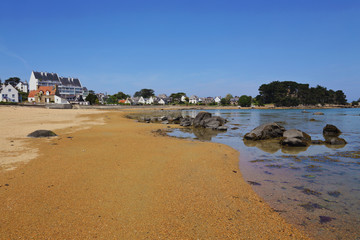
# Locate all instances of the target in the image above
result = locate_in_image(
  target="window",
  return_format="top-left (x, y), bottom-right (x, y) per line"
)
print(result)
top-left (8, 89), bottom-right (11, 92)
top-left (12, 94), bottom-right (15, 98)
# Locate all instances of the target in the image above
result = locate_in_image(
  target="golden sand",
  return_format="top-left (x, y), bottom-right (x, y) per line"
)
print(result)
top-left (0, 106), bottom-right (309, 239)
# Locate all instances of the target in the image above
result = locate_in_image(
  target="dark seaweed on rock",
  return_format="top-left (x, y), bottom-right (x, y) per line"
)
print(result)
top-left (27, 130), bottom-right (57, 138)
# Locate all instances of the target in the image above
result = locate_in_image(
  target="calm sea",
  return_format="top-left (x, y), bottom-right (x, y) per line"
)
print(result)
top-left (168, 108), bottom-right (360, 240)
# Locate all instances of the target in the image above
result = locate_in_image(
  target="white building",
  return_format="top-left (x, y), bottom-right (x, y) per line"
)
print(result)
top-left (214, 96), bottom-right (221, 104)
top-left (189, 95), bottom-right (199, 104)
top-left (15, 81), bottom-right (28, 93)
top-left (29, 71), bottom-right (84, 98)
top-left (0, 84), bottom-right (19, 102)
top-left (181, 95), bottom-right (187, 103)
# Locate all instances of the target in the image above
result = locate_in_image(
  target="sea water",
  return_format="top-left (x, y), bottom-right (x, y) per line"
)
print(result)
top-left (168, 108), bottom-right (360, 239)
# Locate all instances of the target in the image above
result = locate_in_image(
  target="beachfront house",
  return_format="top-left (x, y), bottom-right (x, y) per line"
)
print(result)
top-left (138, 96), bottom-right (146, 105)
top-left (158, 98), bottom-right (171, 105)
top-left (146, 96), bottom-right (159, 105)
top-left (28, 86), bottom-right (61, 103)
top-left (29, 71), bottom-right (86, 102)
top-left (189, 95), bottom-right (199, 104)
top-left (214, 96), bottom-right (221, 104)
top-left (15, 81), bottom-right (29, 93)
top-left (180, 95), bottom-right (187, 103)
top-left (203, 97), bottom-right (215, 104)
top-left (0, 84), bottom-right (19, 102)
top-left (230, 97), bottom-right (240, 105)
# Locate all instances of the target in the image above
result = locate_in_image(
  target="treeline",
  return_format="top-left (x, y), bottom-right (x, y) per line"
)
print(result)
top-left (255, 81), bottom-right (347, 107)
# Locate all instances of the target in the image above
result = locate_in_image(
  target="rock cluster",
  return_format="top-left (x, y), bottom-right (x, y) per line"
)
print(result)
top-left (244, 122), bottom-right (347, 147)
top-left (138, 111), bottom-right (227, 131)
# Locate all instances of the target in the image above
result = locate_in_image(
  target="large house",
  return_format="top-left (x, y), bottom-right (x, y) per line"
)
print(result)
top-left (0, 84), bottom-right (19, 102)
top-left (29, 71), bottom-right (85, 101)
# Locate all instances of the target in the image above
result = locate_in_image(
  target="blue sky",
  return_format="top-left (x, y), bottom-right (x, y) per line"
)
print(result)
top-left (0, 0), bottom-right (359, 100)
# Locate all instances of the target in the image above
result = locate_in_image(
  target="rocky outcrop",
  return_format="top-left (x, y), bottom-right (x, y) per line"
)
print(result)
top-left (180, 117), bottom-right (193, 127)
top-left (313, 112), bottom-right (324, 115)
top-left (280, 129), bottom-right (311, 147)
top-left (325, 137), bottom-right (347, 145)
top-left (244, 122), bottom-right (286, 140)
top-left (27, 130), bottom-right (57, 138)
top-left (323, 124), bottom-right (341, 137)
top-left (193, 112), bottom-right (212, 127)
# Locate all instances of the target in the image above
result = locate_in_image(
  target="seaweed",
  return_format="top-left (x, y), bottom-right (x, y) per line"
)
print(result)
top-left (299, 202), bottom-right (324, 212)
top-left (327, 191), bottom-right (341, 197)
top-left (305, 165), bottom-right (323, 172)
top-left (265, 164), bottom-right (283, 168)
top-left (319, 216), bottom-right (335, 224)
top-left (247, 181), bottom-right (261, 186)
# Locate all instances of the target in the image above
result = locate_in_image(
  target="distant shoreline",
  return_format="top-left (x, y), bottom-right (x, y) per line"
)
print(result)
top-left (13, 103), bottom-right (360, 110)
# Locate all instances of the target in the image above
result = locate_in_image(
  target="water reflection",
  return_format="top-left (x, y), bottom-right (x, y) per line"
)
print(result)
top-left (169, 108), bottom-right (360, 239)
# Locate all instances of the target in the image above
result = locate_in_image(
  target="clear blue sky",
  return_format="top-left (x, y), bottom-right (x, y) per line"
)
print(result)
top-left (0, 0), bottom-right (359, 100)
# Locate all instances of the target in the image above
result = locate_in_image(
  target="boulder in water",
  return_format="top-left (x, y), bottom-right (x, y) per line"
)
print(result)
top-left (280, 129), bottom-right (311, 147)
top-left (244, 122), bottom-right (286, 140)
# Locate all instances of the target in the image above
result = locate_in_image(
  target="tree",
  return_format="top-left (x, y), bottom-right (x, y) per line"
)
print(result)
top-left (134, 89), bottom-right (154, 98)
top-left (335, 90), bottom-right (347, 105)
top-left (351, 101), bottom-right (358, 106)
top-left (225, 94), bottom-right (233, 101)
top-left (169, 92), bottom-right (186, 103)
top-left (85, 93), bottom-right (98, 105)
top-left (238, 95), bottom-right (252, 107)
top-left (220, 98), bottom-right (228, 106)
top-left (5, 77), bottom-right (20, 87)
top-left (114, 91), bottom-right (130, 100)
top-left (19, 91), bottom-right (28, 103)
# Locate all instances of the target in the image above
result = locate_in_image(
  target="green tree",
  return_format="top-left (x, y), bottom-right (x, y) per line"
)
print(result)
top-left (169, 92), bottom-right (186, 103)
top-left (335, 90), bottom-right (347, 105)
top-left (5, 77), bottom-right (20, 87)
top-left (238, 95), bottom-right (252, 107)
top-left (134, 89), bottom-right (154, 98)
top-left (85, 93), bottom-right (98, 105)
top-left (220, 98), bottom-right (228, 106)
top-left (19, 91), bottom-right (28, 103)
top-left (114, 91), bottom-right (130, 100)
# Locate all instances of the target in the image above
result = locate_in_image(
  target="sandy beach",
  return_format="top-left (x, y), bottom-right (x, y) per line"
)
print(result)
top-left (0, 106), bottom-right (308, 239)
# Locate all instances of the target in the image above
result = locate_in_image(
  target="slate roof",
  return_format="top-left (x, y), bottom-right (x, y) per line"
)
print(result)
top-left (59, 77), bottom-right (82, 87)
top-left (33, 72), bottom-right (60, 82)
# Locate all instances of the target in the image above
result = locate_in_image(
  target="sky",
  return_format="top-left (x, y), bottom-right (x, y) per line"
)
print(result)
top-left (0, 0), bottom-right (359, 101)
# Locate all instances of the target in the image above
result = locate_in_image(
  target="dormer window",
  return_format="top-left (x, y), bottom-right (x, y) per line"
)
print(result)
top-left (46, 91), bottom-right (50, 95)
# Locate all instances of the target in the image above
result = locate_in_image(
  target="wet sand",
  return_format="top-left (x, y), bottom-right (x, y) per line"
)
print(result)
top-left (0, 107), bottom-right (308, 239)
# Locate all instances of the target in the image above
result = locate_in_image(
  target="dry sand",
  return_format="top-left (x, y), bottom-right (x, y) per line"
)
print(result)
top-left (0, 106), bottom-right (105, 171)
top-left (0, 106), bottom-right (309, 239)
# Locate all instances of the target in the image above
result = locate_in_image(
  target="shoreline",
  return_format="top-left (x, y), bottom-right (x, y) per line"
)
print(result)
top-left (0, 107), bottom-right (309, 239)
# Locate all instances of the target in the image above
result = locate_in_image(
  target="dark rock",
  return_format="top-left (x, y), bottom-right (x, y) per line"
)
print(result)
top-left (193, 112), bottom-right (212, 128)
top-left (180, 117), bottom-right (192, 127)
top-left (309, 118), bottom-right (316, 121)
top-left (244, 122), bottom-right (286, 140)
top-left (302, 110), bottom-right (310, 113)
top-left (217, 126), bottom-right (228, 131)
top-left (323, 124), bottom-right (342, 137)
top-left (160, 116), bottom-right (168, 121)
top-left (280, 129), bottom-right (311, 147)
top-left (325, 137), bottom-right (347, 145)
top-left (327, 191), bottom-right (341, 197)
top-left (313, 112), bottom-right (324, 115)
top-left (202, 117), bottom-right (221, 129)
top-left (27, 130), bottom-right (57, 138)
top-left (319, 216), bottom-right (335, 224)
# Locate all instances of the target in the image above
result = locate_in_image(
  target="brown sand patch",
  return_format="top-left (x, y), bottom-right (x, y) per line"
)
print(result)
top-left (0, 109), bottom-right (309, 239)
top-left (0, 106), bottom-right (105, 171)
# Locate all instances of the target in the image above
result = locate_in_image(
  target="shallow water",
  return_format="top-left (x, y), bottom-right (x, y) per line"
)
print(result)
top-left (168, 108), bottom-right (360, 239)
